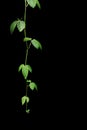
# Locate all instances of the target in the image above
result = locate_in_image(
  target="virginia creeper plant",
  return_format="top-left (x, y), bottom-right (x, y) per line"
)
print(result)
top-left (10, 0), bottom-right (42, 113)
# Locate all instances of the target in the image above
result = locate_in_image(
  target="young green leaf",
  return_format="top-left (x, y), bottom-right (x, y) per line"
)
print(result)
top-left (21, 65), bottom-right (32, 79)
top-left (21, 96), bottom-right (30, 105)
top-left (17, 20), bottom-right (25, 32)
top-left (26, 80), bottom-right (31, 83)
top-left (18, 64), bottom-right (24, 72)
top-left (22, 65), bottom-right (29, 79)
top-left (23, 37), bottom-right (32, 42)
top-left (18, 64), bottom-right (32, 79)
top-left (26, 109), bottom-right (30, 113)
top-left (29, 82), bottom-right (38, 91)
top-left (26, 0), bottom-right (37, 8)
top-left (26, 65), bottom-right (32, 73)
top-left (36, 0), bottom-right (41, 9)
top-left (31, 39), bottom-right (42, 50)
top-left (10, 20), bottom-right (18, 34)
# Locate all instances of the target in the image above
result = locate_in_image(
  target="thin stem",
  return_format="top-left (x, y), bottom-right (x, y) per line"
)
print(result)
top-left (24, 0), bottom-right (26, 37)
top-left (25, 47), bottom-right (28, 65)
top-left (24, 0), bottom-right (32, 112)
top-left (24, 0), bottom-right (29, 65)
top-left (25, 42), bottom-right (32, 65)
top-left (25, 84), bottom-right (28, 110)
top-left (24, 0), bottom-right (28, 111)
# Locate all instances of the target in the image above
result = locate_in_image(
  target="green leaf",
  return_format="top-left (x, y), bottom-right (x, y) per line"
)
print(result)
top-left (21, 65), bottom-right (32, 79)
top-left (21, 96), bottom-right (30, 105)
top-left (10, 20), bottom-right (18, 34)
top-left (26, 80), bottom-right (31, 83)
top-left (18, 64), bottom-right (32, 79)
top-left (31, 39), bottom-right (42, 50)
top-left (29, 82), bottom-right (38, 91)
top-left (22, 65), bottom-right (29, 79)
top-left (23, 37), bottom-right (32, 42)
top-left (18, 64), bottom-right (24, 72)
top-left (27, 0), bottom-right (37, 8)
top-left (26, 65), bottom-right (32, 73)
top-left (26, 109), bottom-right (30, 113)
top-left (17, 20), bottom-right (25, 32)
top-left (36, 0), bottom-right (41, 9)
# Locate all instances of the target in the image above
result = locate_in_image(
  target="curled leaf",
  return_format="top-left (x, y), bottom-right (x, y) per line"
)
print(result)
top-left (29, 82), bottom-right (38, 91)
top-left (23, 37), bottom-right (32, 42)
top-left (21, 96), bottom-right (30, 105)
top-left (31, 39), bottom-right (42, 50)
top-left (26, 109), bottom-right (30, 113)
top-left (27, 80), bottom-right (31, 83)
top-left (10, 20), bottom-right (18, 34)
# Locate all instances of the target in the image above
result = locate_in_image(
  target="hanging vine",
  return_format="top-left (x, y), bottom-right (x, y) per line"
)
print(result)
top-left (10, 0), bottom-right (42, 113)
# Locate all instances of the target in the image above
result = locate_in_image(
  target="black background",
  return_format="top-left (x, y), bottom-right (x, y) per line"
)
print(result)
top-left (0, 0), bottom-right (85, 129)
